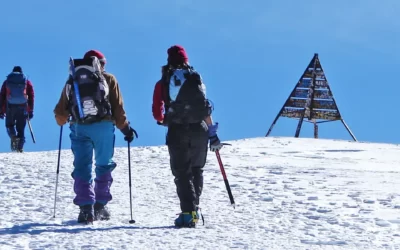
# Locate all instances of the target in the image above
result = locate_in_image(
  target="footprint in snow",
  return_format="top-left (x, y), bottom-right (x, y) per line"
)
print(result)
top-left (359, 208), bottom-right (373, 214)
top-left (347, 192), bottom-right (362, 198)
top-left (284, 184), bottom-right (299, 191)
top-left (261, 196), bottom-right (273, 202)
top-left (269, 170), bottom-right (283, 175)
top-left (377, 198), bottom-right (392, 206)
top-left (375, 220), bottom-right (391, 227)
top-left (300, 239), bottom-right (347, 246)
top-left (363, 199), bottom-right (375, 204)
top-left (316, 208), bottom-right (332, 213)
top-left (343, 203), bottom-right (359, 208)
top-left (388, 219), bottom-right (400, 224)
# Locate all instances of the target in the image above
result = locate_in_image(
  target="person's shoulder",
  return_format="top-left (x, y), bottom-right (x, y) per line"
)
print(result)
top-left (102, 72), bottom-right (118, 86)
top-left (103, 71), bottom-right (116, 79)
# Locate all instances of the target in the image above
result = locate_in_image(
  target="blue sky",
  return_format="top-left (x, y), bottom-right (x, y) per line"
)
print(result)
top-left (0, 0), bottom-right (399, 153)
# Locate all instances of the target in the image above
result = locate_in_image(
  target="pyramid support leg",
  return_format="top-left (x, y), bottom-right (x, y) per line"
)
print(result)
top-left (265, 112), bottom-right (281, 137)
top-left (294, 114), bottom-right (305, 138)
top-left (314, 121), bottom-right (318, 139)
top-left (341, 119), bottom-right (357, 142)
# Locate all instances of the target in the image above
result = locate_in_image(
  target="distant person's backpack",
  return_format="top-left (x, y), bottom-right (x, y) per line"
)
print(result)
top-left (66, 56), bottom-right (112, 124)
top-left (5, 72), bottom-right (28, 105)
top-left (162, 64), bottom-right (212, 124)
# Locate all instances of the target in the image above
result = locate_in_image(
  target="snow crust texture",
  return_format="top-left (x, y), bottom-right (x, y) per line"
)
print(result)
top-left (0, 137), bottom-right (399, 249)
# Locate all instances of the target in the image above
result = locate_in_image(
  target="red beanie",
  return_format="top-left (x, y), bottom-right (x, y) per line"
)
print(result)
top-left (167, 45), bottom-right (188, 66)
top-left (84, 50), bottom-right (106, 64)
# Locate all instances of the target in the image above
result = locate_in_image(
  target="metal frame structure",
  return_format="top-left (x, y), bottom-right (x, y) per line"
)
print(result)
top-left (265, 53), bottom-right (357, 141)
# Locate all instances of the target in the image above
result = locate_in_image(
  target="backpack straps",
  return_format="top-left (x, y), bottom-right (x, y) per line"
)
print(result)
top-left (160, 63), bottom-right (197, 108)
top-left (161, 65), bottom-right (172, 106)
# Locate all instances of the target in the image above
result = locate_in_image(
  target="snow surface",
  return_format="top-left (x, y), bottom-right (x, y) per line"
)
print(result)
top-left (0, 136), bottom-right (400, 249)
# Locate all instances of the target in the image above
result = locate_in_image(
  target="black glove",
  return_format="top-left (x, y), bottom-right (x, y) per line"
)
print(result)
top-left (121, 124), bottom-right (138, 143)
top-left (24, 111), bottom-right (33, 120)
top-left (157, 121), bottom-right (168, 127)
top-left (0, 113), bottom-right (4, 119)
top-left (156, 114), bottom-right (168, 127)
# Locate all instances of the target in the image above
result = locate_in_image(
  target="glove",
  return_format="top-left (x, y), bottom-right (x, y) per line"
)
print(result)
top-left (24, 111), bottom-right (33, 119)
top-left (121, 124), bottom-right (138, 143)
top-left (156, 114), bottom-right (168, 127)
top-left (208, 122), bottom-right (223, 152)
top-left (157, 121), bottom-right (167, 127)
top-left (0, 113), bottom-right (4, 119)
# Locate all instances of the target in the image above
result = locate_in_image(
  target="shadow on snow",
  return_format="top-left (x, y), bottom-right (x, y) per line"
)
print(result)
top-left (0, 221), bottom-right (178, 235)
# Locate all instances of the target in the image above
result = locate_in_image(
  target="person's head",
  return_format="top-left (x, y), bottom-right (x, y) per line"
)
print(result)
top-left (83, 50), bottom-right (106, 70)
top-left (167, 45), bottom-right (188, 67)
top-left (12, 66), bottom-right (23, 73)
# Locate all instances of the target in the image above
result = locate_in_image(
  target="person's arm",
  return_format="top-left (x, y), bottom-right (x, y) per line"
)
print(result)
top-left (200, 77), bottom-right (214, 126)
top-left (107, 74), bottom-right (129, 130)
top-left (107, 73), bottom-right (138, 141)
top-left (26, 80), bottom-right (34, 112)
top-left (204, 115), bottom-right (213, 126)
top-left (53, 83), bottom-right (70, 126)
top-left (0, 81), bottom-right (6, 114)
top-left (152, 81), bottom-right (165, 123)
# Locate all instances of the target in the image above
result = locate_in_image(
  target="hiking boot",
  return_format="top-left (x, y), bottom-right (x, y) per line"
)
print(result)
top-left (10, 136), bottom-right (19, 152)
top-left (196, 207), bottom-right (205, 226)
top-left (94, 203), bottom-right (110, 221)
top-left (174, 211), bottom-right (199, 228)
top-left (17, 138), bottom-right (25, 152)
top-left (77, 204), bottom-right (94, 224)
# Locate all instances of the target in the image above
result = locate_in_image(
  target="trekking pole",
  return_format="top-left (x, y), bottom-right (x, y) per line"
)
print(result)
top-left (127, 141), bottom-right (135, 224)
top-left (215, 149), bottom-right (235, 208)
top-left (27, 118), bottom-right (36, 143)
top-left (53, 125), bottom-right (63, 218)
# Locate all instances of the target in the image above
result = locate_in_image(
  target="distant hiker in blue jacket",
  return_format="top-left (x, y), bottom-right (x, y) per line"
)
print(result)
top-left (0, 66), bottom-right (35, 152)
top-left (53, 50), bottom-right (137, 224)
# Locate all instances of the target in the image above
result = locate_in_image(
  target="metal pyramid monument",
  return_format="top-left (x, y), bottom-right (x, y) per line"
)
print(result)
top-left (265, 53), bottom-right (357, 141)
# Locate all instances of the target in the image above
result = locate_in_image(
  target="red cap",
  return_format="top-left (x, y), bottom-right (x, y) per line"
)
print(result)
top-left (167, 45), bottom-right (188, 65)
top-left (84, 50), bottom-right (106, 64)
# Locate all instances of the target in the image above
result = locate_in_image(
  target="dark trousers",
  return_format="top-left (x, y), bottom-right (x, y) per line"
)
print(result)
top-left (5, 104), bottom-right (27, 146)
top-left (167, 122), bottom-right (209, 212)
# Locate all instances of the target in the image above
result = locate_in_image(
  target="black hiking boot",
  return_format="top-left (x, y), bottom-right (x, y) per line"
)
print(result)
top-left (94, 203), bottom-right (110, 221)
top-left (77, 204), bottom-right (94, 224)
top-left (10, 136), bottom-right (19, 152)
top-left (17, 138), bottom-right (25, 153)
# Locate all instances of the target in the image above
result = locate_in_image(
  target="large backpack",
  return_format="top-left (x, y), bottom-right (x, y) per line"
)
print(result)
top-left (66, 56), bottom-right (111, 124)
top-left (5, 72), bottom-right (28, 105)
top-left (162, 64), bottom-right (212, 125)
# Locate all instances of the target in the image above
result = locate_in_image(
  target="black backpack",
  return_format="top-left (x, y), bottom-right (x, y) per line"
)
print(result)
top-left (67, 57), bottom-right (112, 124)
top-left (161, 64), bottom-right (212, 125)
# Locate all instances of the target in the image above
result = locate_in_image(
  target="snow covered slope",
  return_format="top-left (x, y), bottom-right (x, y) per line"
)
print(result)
top-left (0, 137), bottom-right (400, 249)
